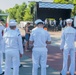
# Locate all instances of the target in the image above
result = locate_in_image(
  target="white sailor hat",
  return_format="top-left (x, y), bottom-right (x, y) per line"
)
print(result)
top-left (9, 19), bottom-right (17, 26)
top-left (35, 19), bottom-right (44, 25)
top-left (66, 19), bottom-right (73, 23)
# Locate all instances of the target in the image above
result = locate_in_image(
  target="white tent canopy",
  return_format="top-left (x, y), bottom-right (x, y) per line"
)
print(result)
top-left (39, 2), bottom-right (74, 9)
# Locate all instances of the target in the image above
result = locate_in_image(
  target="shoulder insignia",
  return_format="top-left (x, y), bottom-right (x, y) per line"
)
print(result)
top-left (18, 34), bottom-right (20, 36)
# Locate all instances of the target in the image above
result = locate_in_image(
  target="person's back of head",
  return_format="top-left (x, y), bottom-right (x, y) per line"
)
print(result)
top-left (9, 19), bottom-right (17, 30)
top-left (34, 19), bottom-right (44, 28)
top-left (66, 19), bottom-right (73, 27)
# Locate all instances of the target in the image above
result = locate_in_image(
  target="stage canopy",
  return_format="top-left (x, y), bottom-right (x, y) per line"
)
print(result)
top-left (39, 2), bottom-right (74, 9)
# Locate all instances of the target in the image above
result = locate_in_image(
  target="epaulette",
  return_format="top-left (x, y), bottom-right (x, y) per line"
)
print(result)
top-left (18, 34), bottom-right (20, 36)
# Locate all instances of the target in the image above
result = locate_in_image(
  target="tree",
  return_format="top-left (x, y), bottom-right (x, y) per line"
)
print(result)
top-left (0, 9), bottom-right (5, 19)
top-left (54, 0), bottom-right (73, 3)
top-left (23, 7), bottom-right (33, 21)
top-left (73, 0), bottom-right (76, 4)
top-left (23, 2), bottom-right (36, 21)
top-left (5, 2), bottom-right (35, 22)
top-left (54, 0), bottom-right (61, 3)
top-left (6, 2), bottom-right (27, 23)
top-left (71, 0), bottom-right (76, 16)
top-left (16, 2), bottom-right (27, 22)
top-left (6, 4), bottom-right (19, 20)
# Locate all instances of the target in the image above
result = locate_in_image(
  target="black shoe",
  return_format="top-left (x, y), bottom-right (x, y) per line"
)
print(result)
top-left (19, 64), bottom-right (23, 68)
top-left (11, 64), bottom-right (23, 69)
top-left (11, 67), bottom-right (13, 69)
top-left (0, 72), bottom-right (4, 75)
top-left (60, 73), bottom-right (62, 75)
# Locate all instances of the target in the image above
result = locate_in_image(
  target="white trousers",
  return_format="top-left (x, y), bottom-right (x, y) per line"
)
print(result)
top-left (61, 48), bottom-right (75, 75)
top-left (11, 59), bottom-right (20, 68)
top-left (32, 47), bottom-right (47, 75)
top-left (5, 51), bottom-right (20, 75)
top-left (0, 39), bottom-right (3, 74)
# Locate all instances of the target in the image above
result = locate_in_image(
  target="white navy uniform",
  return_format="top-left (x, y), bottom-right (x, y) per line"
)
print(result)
top-left (30, 19), bottom-right (51, 75)
top-left (0, 24), bottom-right (5, 74)
top-left (7, 27), bottom-right (21, 68)
top-left (60, 26), bottom-right (76, 75)
top-left (4, 22), bottom-right (21, 68)
top-left (3, 21), bottom-right (23, 75)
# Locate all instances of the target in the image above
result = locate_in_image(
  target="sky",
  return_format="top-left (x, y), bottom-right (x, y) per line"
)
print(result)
top-left (0, 0), bottom-right (28, 11)
top-left (0, 0), bottom-right (53, 11)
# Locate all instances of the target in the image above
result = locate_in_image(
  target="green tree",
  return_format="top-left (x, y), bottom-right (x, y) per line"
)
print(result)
top-left (0, 9), bottom-right (5, 19)
top-left (23, 2), bottom-right (36, 21)
top-left (54, 0), bottom-right (73, 3)
top-left (16, 2), bottom-right (27, 22)
top-left (73, 0), bottom-right (76, 4)
top-left (6, 2), bottom-right (27, 23)
top-left (54, 0), bottom-right (63, 3)
top-left (5, 2), bottom-right (35, 22)
top-left (6, 4), bottom-right (19, 20)
top-left (23, 7), bottom-right (33, 21)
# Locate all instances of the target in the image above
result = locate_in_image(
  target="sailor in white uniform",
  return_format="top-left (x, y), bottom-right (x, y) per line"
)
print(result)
top-left (60, 19), bottom-right (76, 75)
top-left (0, 19), bottom-right (5, 75)
top-left (29, 19), bottom-right (51, 75)
top-left (6, 19), bottom-right (22, 68)
top-left (3, 20), bottom-right (23, 75)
